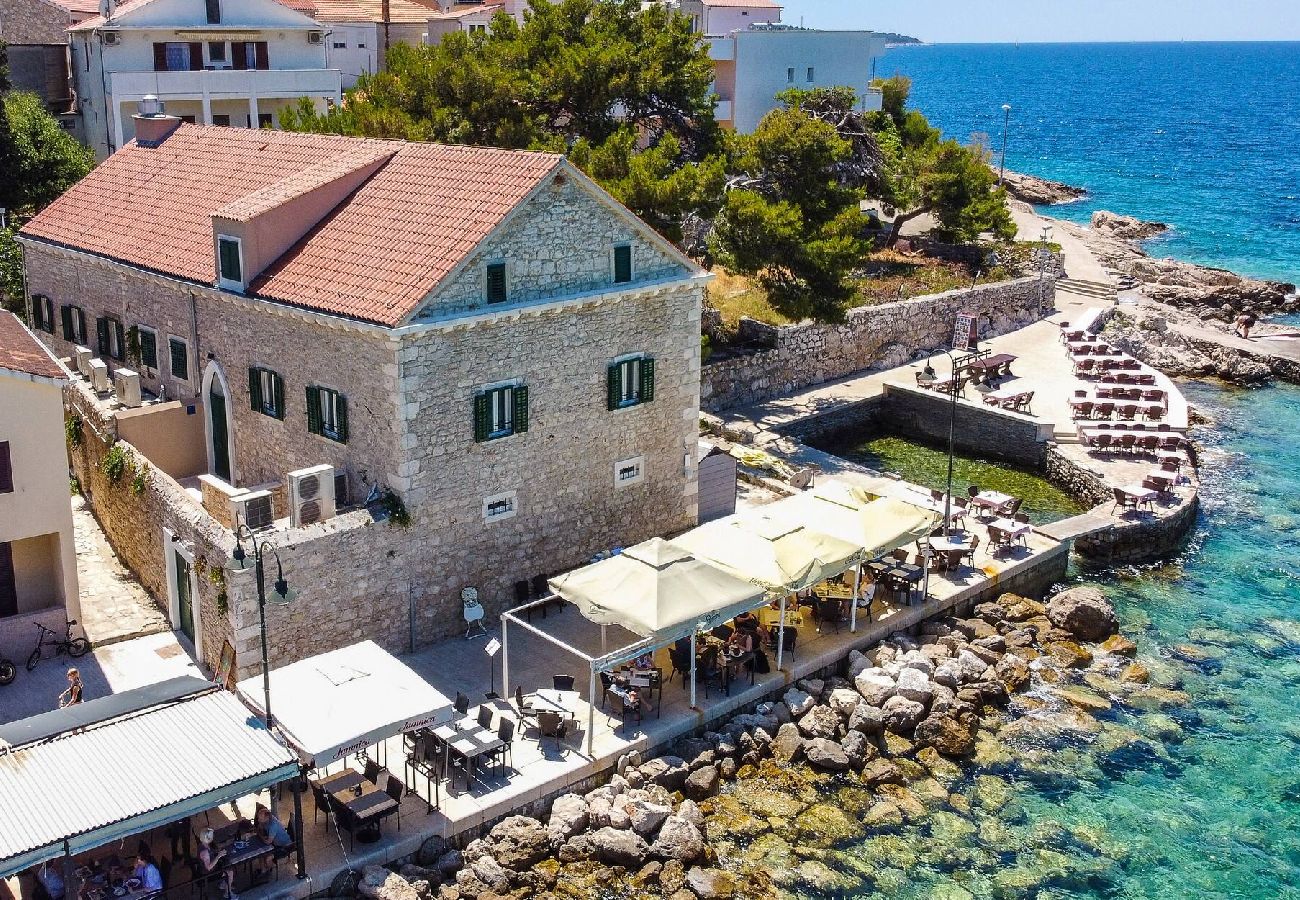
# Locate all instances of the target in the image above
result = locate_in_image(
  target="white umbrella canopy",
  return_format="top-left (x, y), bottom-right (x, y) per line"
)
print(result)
top-left (548, 537), bottom-right (766, 645)
top-left (675, 512), bottom-right (864, 594)
top-left (766, 490), bottom-right (939, 559)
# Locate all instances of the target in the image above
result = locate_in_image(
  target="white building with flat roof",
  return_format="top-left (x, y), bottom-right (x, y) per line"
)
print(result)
top-left (69, 0), bottom-right (342, 157)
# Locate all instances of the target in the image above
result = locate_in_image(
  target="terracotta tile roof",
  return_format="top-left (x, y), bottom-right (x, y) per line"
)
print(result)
top-left (704, 0), bottom-right (781, 7)
top-left (21, 124), bottom-right (563, 328)
top-left (72, 0), bottom-right (318, 29)
top-left (214, 144), bottom-right (396, 221)
top-left (48, 0), bottom-right (99, 16)
top-left (308, 0), bottom-right (443, 24)
top-left (0, 313), bottom-right (68, 381)
top-left (428, 1), bottom-right (502, 19)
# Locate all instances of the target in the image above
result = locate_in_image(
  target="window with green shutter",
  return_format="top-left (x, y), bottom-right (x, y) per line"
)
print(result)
top-left (33, 296), bottom-right (54, 334)
top-left (307, 385), bottom-right (347, 442)
top-left (217, 236), bottom-right (242, 285)
top-left (485, 262), bottom-right (507, 304)
top-left (97, 316), bottom-right (125, 360)
top-left (168, 337), bottom-right (189, 380)
top-left (96, 317), bottom-right (109, 357)
top-left (61, 305), bottom-right (75, 342)
top-left (473, 383), bottom-right (526, 441)
top-left (249, 367), bottom-right (284, 419)
top-left (613, 244), bottom-right (632, 284)
top-left (608, 356), bottom-right (652, 408)
top-left (137, 327), bottom-right (158, 369)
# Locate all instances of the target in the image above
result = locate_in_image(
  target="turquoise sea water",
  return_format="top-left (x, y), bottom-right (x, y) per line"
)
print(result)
top-left (878, 42), bottom-right (1300, 286)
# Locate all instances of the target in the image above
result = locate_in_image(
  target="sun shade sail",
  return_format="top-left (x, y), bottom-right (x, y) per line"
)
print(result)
top-left (674, 511), bottom-right (865, 593)
top-left (0, 686), bottom-right (298, 878)
top-left (237, 640), bottom-right (453, 766)
top-left (548, 538), bottom-right (766, 646)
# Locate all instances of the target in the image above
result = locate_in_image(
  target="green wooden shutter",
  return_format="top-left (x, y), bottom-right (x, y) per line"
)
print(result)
top-left (334, 393), bottom-right (348, 443)
top-left (139, 329), bottom-right (157, 369)
top-left (639, 357), bottom-right (655, 403)
top-left (248, 367), bottom-right (263, 411)
top-left (113, 321), bottom-right (125, 361)
top-left (305, 385), bottom-right (322, 434)
top-left (613, 245), bottom-right (632, 283)
top-left (607, 363), bottom-right (622, 410)
top-left (74, 308), bottom-right (85, 344)
top-left (473, 392), bottom-right (490, 442)
top-left (272, 372), bottom-right (285, 419)
top-left (485, 263), bottom-right (507, 303)
top-left (96, 317), bottom-right (109, 356)
top-left (169, 338), bottom-right (188, 379)
top-left (61, 306), bottom-right (74, 341)
top-left (512, 385), bottom-right (529, 434)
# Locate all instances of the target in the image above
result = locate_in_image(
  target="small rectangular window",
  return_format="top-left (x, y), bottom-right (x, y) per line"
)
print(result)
top-left (482, 490), bottom-right (517, 523)
top-left (97, 316), bottom-right (125, 361)
top-left (332, 41), bottom-right (347, 49)
top-left (473, 384), bottom-right (528, 441)
top-left (0, 442), bottom-right (12, 494)
top-left (33, 295), bottom-right (54, 334)
top-left (257, 113), bottom-right (273, 129)
top-left (807, 67), bottom-right (815, 83)
top-left (607, 356), bottom-right (655, 409)
top-left (168, 337), bottom-right (188, 381)
top-left (306, 385), bottom-right (348, 443)
top-left (217, 236), bottom-right (242, 285)
top-left (205, 0), bottom-right (220, 24)
top-left (613, 244), bottom-right (632, 284)
top-left (208, 41), bottom-right (226, 62)
top-left (136, 326), bottom-right (158, 369)
top-left (212, 114), bottom-right (230, 127)
top-left (357, 42), bottom-right (366, 48)
top-left (61, 304), bottom-right (86, 344)
top-left (249, 367), bottom-right (285, 419)
top-left (485, 262), bottom-right (507, 304)
top-left (786, 67), bottom-right (795, 83)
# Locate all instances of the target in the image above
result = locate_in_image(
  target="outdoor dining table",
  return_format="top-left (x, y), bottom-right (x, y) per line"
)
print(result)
top-left (928, 532), bottom-right (972, 552)
top-left (433, 717), bottom-right (505, 791)
top-left (965, 353), bottom-right (1017, 376)
top-left (988, 517), bottom-right (1032, 537)
top-left (969, 490), bottom-right (1015, 515)
top-left (866, 558), bottom-right (925, 603)
top-left (528, 688), bottom-right (580, 715)
top-left (315, 769), bottom-right (398, 843)
top-left (758, 605), bottom-right (804, 628)
top-left (1119, 484), bottom-right (1158, 509)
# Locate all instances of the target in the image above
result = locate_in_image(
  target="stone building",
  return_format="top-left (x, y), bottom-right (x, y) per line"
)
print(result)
top-left (19, 113), bottom-right (706, 676)
top-left (0, 313), bottom-right (80, 662)
top-left (0, 0), bottom-right (78, 115)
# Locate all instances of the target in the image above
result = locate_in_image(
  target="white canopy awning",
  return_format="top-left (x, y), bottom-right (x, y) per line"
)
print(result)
top-left (0, 683), bottom-right (298, 878)
top-left (765, 486), bottom-right (939, 559)
top-left (237, 641), bottom-right (453, 767)
top-left (674, 511), bottom-right (865, 594)
top-left (548, 538), bottom-right (766, 649)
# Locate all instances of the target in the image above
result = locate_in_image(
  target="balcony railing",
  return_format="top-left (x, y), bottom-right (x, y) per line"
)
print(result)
top-left (110, 68), bottom-right (342, 99)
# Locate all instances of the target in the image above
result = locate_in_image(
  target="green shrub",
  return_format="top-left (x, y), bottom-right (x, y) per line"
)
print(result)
top-left (100, 444), bottom-right (130, 483)
top-left (379, 489), bottom-right (411, 528)
top-left (65, 414), bottom-right (83, 448)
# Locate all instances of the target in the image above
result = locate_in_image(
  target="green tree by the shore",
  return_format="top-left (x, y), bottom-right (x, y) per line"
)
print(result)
top-left (0, 41), bottom-right (96, 313)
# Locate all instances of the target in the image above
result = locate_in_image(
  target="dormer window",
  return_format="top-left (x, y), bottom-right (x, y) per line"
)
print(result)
top-left (217, 235), bottom-right (243, 290)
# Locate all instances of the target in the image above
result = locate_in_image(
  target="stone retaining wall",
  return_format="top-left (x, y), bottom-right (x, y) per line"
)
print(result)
top-left (1073, 493), bottom-right (1200, 563)
top-left (700, 277), bottom-right (1051, 412)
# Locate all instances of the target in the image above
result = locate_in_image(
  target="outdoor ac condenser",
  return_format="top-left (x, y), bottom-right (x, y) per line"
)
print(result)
top-left (88, 359), bottom-right (110, 393)
top-left (113, 367), bottom-right (141, 407)
top-left (231, 489), bottom-right (274, 531)
top-left (288, 464), bottom-right (336, 528)
top-left (75, 346), bottom-right (93, 376)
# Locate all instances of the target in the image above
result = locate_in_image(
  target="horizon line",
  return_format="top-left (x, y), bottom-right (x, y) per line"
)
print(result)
top-left (884, 38), bottom-right (1300, 45)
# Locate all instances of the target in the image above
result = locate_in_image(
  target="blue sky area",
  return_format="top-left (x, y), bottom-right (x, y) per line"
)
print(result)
top-left (777, 0), bottom-right (1300, 43)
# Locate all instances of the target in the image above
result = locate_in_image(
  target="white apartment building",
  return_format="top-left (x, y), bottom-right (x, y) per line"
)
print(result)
top-left (311, 0), bottom-right (444, 88)
top-left (69, 0), bottom-right (342, 157)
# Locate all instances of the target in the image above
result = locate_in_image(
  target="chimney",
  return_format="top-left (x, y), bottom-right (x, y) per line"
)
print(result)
top-left (132, 95), bottom-right (182, 147)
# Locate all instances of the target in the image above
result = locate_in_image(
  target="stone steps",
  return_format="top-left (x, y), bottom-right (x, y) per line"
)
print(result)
top-left (1058, 278), bottom-right (1118, 300)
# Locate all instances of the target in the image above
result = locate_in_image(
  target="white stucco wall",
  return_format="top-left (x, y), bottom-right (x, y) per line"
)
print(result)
top-left (322, 21), bottom-right (377, 86)
top-left (702, 5), bottom-right (779, 36)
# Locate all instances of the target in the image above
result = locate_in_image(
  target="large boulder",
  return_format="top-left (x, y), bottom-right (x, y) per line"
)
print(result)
top-left (861, 757), bottom-right (904, 787)
top-left (995, 654), bottom-right (1031, 692)
top-left (783, 688), bottom-right (816, 718)
top-left (546, 793), bottom-right (589, 843)
top-left (416, 837), bottom-right (449, 868)
top-left (649, 815), bottom-right (706, 862)
top-left (840, 730), bottom-right (872, 769)
top-left (827, 687), bottom-right (860, 716)
top-left (1047, 586), bottom-right (1119, 641)
top-left (357, 868), bottom-right (421, 900)
top-left (881, 695), bottom-right (927, 735)
top-left (913, 713), bottom-right (976, 758)
top-left (955, 650), bottom-right (989, 683)
top-left (485, 816), bottom-right (551, 870)
top-left (625, 799), bottom-right (672, 837)
top-left (589, 827), bottom-right (651, 868)
top-left (847, 702), bottom-right (885, 735)
top-left (640, 756), bottom-right (690, 792)
top-left (686, 868), bottom-right (736, 900)
top-left (803, 738), bottom-right (850, 771)
top-left (854, 669), bottom-right (896, 706)
top-left (683, 765), bottom-right (720, 801)
top-left (772, 721), bottom-right (805, 762)
top-left (894, 667), bottom-right (935, 705)
top-left (797, 704), bottom-right (841, 740)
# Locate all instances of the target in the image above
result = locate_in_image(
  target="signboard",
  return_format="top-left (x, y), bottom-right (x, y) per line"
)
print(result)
top-left (176, 30), bottom-right (263, 40)
top-left (215, 640), bottom-right (237, 691)
top-left (484, 637), bottom-right (502, 657)
top-left (952, 313), bottom-right (977, 350)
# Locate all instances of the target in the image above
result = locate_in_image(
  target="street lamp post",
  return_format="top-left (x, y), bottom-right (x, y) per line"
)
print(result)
top-left (999, 103), bottom-right (1012, 183)
top-left (231, 517), bottom-right (295, 731)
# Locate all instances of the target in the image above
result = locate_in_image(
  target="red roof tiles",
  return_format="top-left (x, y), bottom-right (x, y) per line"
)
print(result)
top-left (0, 313), bottom-right (68, 381)
top-left (22, 125), bottom-right (562, 327)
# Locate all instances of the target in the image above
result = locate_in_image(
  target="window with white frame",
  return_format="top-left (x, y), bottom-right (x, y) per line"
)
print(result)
top-left (607, 355), bottom-right (655, 410)
top-left (482, 490), bottom-right (517, 522)
top-left (217, 235), bottom-right (243, 288)
top-left (614, 456), bottom-right (644, 488)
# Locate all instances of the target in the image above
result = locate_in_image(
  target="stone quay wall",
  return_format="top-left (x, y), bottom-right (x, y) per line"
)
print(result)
top-left (700, 277), bottom-right (1051, 412)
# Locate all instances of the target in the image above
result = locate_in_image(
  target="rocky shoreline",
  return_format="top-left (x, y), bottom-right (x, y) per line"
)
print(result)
top-left (999, 170), bottom-right (1088, 207)
top-left (318, 586), bottom-right (1184, 900)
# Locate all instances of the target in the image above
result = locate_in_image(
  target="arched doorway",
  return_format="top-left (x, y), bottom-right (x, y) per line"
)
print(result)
top-left (201, 361), bottom-right (235, 484)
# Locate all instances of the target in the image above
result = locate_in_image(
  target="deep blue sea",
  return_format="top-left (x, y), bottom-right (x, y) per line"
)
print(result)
top-left (879, 42), bottom-right (1300, 286)
top-left (801, 43), bottom-right (1300, 898)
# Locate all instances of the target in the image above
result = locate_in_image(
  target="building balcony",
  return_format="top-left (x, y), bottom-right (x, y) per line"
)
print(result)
top-left (714, 99), bottom-right (733, 122)
top-left (706, 37), bottom-right (735, 61)
top-left (109, 67), bottom-right (342, 101)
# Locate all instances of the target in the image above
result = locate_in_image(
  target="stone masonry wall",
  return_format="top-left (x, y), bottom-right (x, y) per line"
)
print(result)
top-left (873, 384), bottom-right (1051, 468)
top-left (700, 276), bottom-right (1051, 412)
top-left (416, 175), bottom-right (690, 320)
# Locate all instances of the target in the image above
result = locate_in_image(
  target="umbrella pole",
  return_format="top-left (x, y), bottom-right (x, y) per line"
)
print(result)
top-left (690, 631), bottom-right (697, 710)
top-left (850, 565), bottom-right (861, 633)
top-left (776, 594), bottom-right (786, 671)
top-left (587, 665), bottom-right (596, 756)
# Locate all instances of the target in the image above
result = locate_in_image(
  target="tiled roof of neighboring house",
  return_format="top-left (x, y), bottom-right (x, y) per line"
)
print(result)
top-left (21, 124), bottom-right (563, 327)
top-left (71, 0), bottom-right (319, 29)
top-left (704, 0), bottom-right (781, 7)
top-left (48, 0), bottom-right (101, 16)
top-left (0, 313), bottom-right (69, 380)
top-left (427, 1), bottom-right (502, 19)
top-left (308, 0), bottom-right (444, 24)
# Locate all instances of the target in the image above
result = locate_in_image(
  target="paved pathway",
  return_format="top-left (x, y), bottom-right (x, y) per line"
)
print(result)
top-left (73, 495), bottom-right (170, 647)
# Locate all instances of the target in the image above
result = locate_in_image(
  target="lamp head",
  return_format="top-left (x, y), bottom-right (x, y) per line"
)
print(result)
top-left (269, 558), bottom-right (295, 605)
top-left (231, 541), bottom-right (253, 572)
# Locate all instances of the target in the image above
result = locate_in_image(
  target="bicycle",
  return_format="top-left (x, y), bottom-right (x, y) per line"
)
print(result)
top-left (26, 619), bottom-right (91, 671)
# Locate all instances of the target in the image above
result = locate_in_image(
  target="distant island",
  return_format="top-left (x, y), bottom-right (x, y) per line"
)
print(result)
top-left (878, 32), bottom-right (923, 46)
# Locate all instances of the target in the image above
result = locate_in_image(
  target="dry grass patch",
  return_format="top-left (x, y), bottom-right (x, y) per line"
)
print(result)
top-left (706, 269), bottom-right (794, 330)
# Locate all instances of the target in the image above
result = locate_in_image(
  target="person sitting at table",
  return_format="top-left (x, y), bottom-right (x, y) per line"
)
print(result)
top-left (252, 805), bottom-right (293, 881)
top-left (132, 845), bottom-right (164, 896)
top-left (197, 829), bottom-right (235, 900)
top-left (632, 651), bottom-right (654, 670)
top-left (858, 576), bottom-right (877, 610)
top-left (30, 863), bottom-right (64, 900)
top-left (727, 627), bottom-right (753, 655)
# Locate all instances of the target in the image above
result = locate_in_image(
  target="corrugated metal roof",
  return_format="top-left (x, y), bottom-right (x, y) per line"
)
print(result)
top-left (0, 688), bottom-right (299, 876)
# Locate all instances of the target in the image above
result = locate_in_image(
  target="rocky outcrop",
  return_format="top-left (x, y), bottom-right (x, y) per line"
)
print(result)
top-left (1000, 169), bottom-right (1087, 205)
top-left (1090, 210), bottom-right (1168, 240)
top-left (1047, 585), bottom-right (1119, 642)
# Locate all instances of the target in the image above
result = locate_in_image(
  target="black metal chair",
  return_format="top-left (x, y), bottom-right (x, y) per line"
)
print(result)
top-left (778, 626), bottom-right (797, 662)
top-left (477, 705), bottom-right (493, 730)
top-left (383, 775), bottom-right (404, 832)
top-left (514, 686), bottom-right (537, 723)
top-left (536, 711), bottom-right (567, 751)
top-left (552, 674), bottom-right (575, 691)
top-left (667, 645), bottom-right (692, 685)
top-left (486, 718), bottom-right (515, 775)
top-left (817, 597), bottom-right (844, 634)
top-left (606, 688), bottom-right (642, 733)
top-left (310, 781), bottom-right (332, 831)
top-left (363, 757), bottom-right (383, 785)
top-left (454, 692), bottom-right (470, 715)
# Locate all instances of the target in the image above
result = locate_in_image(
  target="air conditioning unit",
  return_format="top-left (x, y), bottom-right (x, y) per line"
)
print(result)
top-left (307, 30), bottom-right (323, 44)
top-left (113, 367), bottom-right (141, 407)
top-left (288, 464), bottom-right (335, 528)
top-left (88, 359), bottom-right (110, 393)
top-left (231, 489), bottom-right (274, 531)
top-left (102, 31), bottom-right (120, 45)
top-left (75, 346), bottom-right (93, 377)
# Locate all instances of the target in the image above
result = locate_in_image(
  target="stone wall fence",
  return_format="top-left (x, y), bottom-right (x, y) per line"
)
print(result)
top-left (701, 276), bottom-right (1053, 412)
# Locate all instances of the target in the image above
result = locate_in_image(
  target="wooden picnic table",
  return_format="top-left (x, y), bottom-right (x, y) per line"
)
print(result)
top-left (965, 353), bottom-right (1017, 375)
